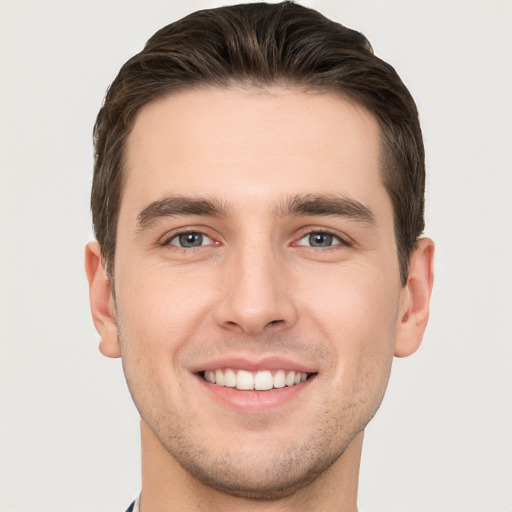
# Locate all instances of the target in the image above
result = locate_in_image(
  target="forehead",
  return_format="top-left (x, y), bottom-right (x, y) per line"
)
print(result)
top-left (122, 86), bottom-right (386, 215)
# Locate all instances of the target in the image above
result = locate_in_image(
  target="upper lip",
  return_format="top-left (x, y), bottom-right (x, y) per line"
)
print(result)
top-left (190, 355), bottom-right (318, 374)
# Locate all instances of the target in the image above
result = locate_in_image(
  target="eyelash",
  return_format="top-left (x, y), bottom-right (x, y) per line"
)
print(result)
top-left (160, 228), bottom-right (352, 250)
top-left (159, 228), bottom-right (215, 249)
top-left (295, 229), bottom-right (352, 249)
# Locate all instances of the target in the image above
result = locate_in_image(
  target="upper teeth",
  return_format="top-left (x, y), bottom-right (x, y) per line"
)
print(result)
top-left (203, 369), bottom-right (309, 391)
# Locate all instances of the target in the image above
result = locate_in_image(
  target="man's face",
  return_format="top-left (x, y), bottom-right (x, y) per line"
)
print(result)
top-left (111, 87), bottom-right (406, 497)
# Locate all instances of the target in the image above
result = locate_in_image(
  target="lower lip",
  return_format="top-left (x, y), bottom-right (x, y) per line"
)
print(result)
top-left (196, 374), bottom-right (316, 412)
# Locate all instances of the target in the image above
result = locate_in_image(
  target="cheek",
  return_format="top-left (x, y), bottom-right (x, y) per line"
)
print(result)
top-left (114, 270), bottom-right (204, 420)
top-left (113, 266), bottom-right (219, 411)
top-left (299, 265), bottom-right (400, 377)
top-left (115, 265), bottom-right (216, 350)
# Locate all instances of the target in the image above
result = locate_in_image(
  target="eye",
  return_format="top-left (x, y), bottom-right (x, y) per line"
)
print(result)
top-left (296, 232), bottom-right (343, 248)
top-left (168, 232), bottom-right (213, 248)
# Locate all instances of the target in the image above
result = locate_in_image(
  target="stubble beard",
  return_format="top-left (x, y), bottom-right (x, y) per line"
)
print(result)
top-left (116, 315), bottom-right (392, 500)
top-left (156, 414), bottom-right (351, 500)
top-left (132, 377), bottom-right (385, 501)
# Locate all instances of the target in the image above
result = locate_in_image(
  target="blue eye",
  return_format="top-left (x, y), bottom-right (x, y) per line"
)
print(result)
top-left (170, 232), bottom-right (212, 248)
top-left (297, 232), bottom-right (341, 248)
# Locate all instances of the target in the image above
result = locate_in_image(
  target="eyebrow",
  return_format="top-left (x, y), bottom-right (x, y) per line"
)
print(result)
top-left (276, 193), bottom-right (376, 226)
top-left (135, 192), bottom-right (376, 231)
top-left (136, 196), bottom-right (230, 230)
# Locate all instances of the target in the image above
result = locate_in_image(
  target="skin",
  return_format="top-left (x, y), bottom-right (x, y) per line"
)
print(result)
top-left (86, 87), bottom-right (434, 511)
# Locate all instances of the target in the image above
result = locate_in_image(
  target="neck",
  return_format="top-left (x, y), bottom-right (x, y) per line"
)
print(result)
top-left (139, 420), bottom-right (362, 512)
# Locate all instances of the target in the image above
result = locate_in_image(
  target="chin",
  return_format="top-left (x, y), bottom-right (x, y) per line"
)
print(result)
top-left (154, 420), bottom-right (355, 501)
top-left (175, 449), bottom-right (337, 500)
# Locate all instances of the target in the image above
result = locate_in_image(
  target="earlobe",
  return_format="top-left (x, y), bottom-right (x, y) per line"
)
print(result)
top-left (394, 238), bottom-right (435, 358)
top-left (85, 241), bottom-right (121, 358)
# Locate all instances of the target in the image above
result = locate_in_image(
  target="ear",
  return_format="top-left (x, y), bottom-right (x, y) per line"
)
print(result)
top-left (85, 241), bottom-right (121, 358)
top-left (394, 238), bottom-right (435, 358)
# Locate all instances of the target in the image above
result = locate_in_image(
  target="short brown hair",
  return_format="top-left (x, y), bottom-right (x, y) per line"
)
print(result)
top-left (92, 1), bottom-right (425, 284)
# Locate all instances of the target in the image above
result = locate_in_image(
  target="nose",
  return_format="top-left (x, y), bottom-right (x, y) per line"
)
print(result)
top-left (213, 243), bottom-right (298, 335)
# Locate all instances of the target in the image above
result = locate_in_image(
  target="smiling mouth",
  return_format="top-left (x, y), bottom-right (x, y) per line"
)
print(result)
top-left (200, 369), bottom-right (315, 391)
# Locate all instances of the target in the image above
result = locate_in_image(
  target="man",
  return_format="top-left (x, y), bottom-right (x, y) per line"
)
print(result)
top-left (85, 2), bottom-right (434, 510)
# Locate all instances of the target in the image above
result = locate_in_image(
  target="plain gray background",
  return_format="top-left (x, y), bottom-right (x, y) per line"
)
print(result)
top-left (1, 1), bottom-right (511, 511)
